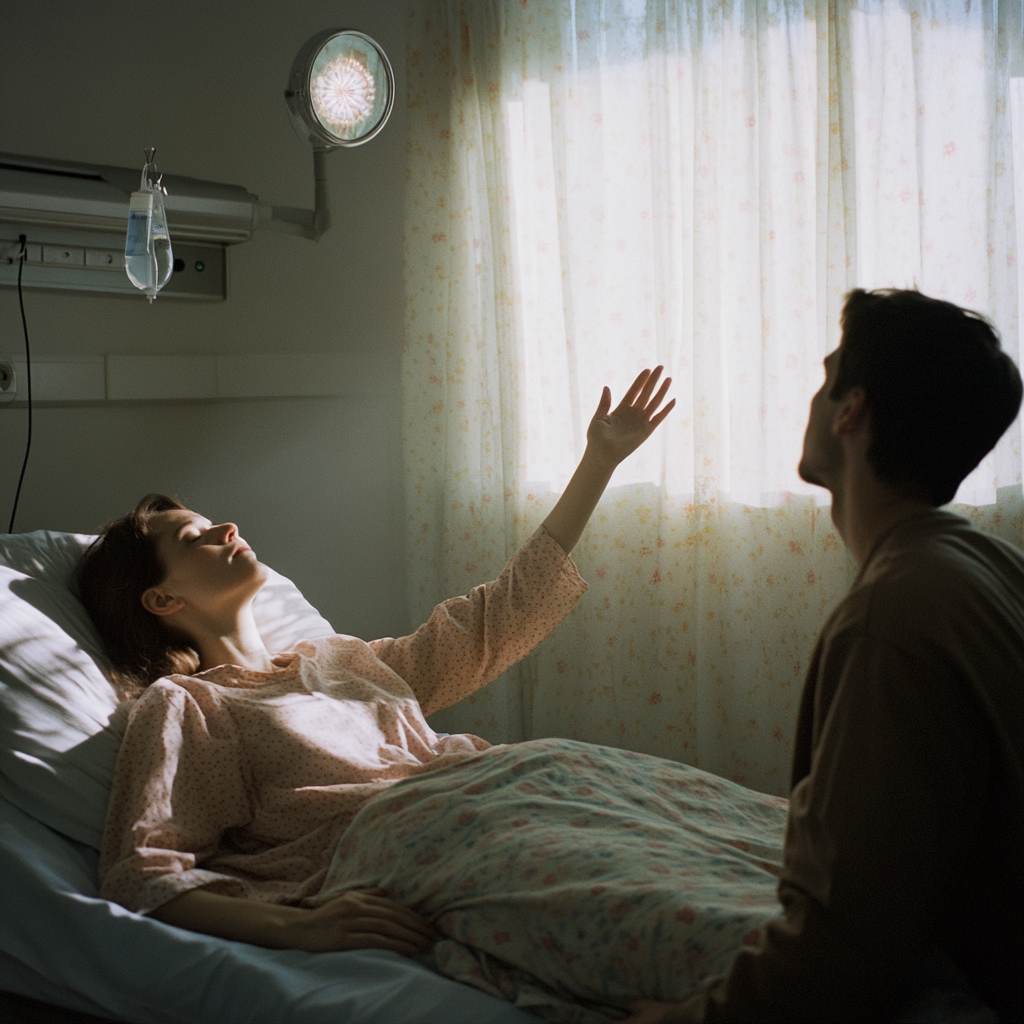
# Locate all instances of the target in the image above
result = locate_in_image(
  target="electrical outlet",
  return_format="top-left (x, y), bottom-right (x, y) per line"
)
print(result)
top-left (0, 359), bottom-right (16, 403)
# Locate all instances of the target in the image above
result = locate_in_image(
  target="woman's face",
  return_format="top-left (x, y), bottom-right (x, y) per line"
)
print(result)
top-left (142, 509), bottom-right (268, 620)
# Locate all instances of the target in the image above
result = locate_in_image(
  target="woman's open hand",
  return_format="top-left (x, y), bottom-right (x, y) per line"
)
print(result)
top-left (541, 366), bottom-right (675, 555)
top-left (586, 366), bottom-right (675, 470)
top-left (285, 888), bottom-right (440, 956)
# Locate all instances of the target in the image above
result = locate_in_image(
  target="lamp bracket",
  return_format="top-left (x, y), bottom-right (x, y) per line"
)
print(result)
top-left (255, 149), bottom-right (330, 241)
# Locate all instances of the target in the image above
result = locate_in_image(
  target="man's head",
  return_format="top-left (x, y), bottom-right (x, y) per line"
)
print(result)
top-left (799, 288), bottom-right (1022, 506)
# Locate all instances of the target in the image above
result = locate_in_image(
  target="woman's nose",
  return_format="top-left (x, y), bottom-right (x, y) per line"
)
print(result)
top-left (213, 522), bottom-right (238, 542)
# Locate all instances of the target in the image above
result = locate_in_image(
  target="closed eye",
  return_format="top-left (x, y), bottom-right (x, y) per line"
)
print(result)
top-left (173, 515), bottom-right (213, 545)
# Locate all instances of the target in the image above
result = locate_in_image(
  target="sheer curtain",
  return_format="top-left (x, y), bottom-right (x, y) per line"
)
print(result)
top-left (403, 0), bottom-right (1024, 794)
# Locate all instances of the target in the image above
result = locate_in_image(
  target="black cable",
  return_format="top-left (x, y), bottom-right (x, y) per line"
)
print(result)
top-left (8, 234), bottom-right (32, 534)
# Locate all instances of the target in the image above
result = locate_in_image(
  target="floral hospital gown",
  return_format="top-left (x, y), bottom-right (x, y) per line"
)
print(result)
top-left (99, 525), bottom-right (788, 1022)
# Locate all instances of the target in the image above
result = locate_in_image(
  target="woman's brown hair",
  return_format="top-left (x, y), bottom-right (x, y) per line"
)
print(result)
top-left (76, 494), bottom-right (201, 695)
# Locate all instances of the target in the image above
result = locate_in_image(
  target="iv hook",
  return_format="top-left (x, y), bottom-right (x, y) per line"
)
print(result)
top-left (141, 147), bottom-right (161, 191)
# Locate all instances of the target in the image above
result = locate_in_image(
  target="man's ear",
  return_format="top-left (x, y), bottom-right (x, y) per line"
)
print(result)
top-left (141, 587), bottom-right (185, 618)
top-left (832, 386), bottom-right (869, 436)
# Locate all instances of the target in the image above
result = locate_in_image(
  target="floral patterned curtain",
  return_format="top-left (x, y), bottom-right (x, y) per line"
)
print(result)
top-left (403, 0), bottom-right (1024, 794)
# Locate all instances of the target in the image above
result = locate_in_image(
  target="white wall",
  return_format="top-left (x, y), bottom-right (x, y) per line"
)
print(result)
top-left (0, 0), bottom-right (412, 638)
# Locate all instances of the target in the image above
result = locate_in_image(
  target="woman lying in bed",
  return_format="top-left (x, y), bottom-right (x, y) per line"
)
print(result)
top-left (79, 368), bottom-right (789, 1024)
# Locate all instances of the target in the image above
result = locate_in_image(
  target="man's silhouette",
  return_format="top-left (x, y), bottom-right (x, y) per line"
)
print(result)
top-left (634, 288), bottom-right (1023, 1023)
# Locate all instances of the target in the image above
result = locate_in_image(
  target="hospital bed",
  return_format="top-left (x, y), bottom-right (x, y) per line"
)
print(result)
top-left (0, 529), bottom-right (1001, 1024)
top-left (0, 528), bottom-right (531, 1024)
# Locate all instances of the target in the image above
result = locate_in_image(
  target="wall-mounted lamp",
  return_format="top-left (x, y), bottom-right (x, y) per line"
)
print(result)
top-left (258, 29), bottom-right (395, 242)
top-left (285, 30), bottom-right (395, 150)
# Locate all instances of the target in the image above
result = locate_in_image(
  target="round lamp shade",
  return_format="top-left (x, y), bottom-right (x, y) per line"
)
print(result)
top-left (285, 29), bottom-right (394, 149)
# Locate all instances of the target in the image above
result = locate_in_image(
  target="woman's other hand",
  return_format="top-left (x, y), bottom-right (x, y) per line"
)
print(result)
top-left (586, 366), bottom-right (675, 472)
top-left (287, 888), bottom-right (440, 956)
top-left (150, 886), bottom-right (438, 957)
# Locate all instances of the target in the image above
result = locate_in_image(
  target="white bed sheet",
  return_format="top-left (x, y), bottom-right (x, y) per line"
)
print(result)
top-left (0, 795), bottom-right (534, 1024)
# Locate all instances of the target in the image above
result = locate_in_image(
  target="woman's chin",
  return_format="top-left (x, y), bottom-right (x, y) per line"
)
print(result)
top-left (235, 558), bottom-right (270, 598)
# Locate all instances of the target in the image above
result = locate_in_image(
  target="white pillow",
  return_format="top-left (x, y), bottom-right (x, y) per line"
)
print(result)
top-left (0, 529), bottom-right (339, 849)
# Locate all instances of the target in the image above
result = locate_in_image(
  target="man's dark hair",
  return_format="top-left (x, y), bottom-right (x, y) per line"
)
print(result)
top-left (831, 288), bottom-right (1022, 506)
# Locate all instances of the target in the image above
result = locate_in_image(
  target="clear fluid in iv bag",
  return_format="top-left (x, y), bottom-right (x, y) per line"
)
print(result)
top-left (151, 190), bottom-right (173, 292)
top-left (125, 191), bottom-right (155, 291)
top-left (125, 189), bottom-right (173, 296)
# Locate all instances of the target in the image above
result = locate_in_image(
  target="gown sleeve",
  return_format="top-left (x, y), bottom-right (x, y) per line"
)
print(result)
top-left (97, 679), bottom-right (253, 914)
top-left (370, 526), bottom-right (588, 717)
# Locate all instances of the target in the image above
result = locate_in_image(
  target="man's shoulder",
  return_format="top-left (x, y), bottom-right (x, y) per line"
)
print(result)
top-left (832, 511), bottom-right (1024, 656)
top-left (865, 511), bottom-right (1024, 597)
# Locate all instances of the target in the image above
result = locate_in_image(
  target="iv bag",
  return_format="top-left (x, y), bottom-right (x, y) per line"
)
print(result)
top-left (125, 192), bottom-right (152, 261)
top-left (150, 187), bottom-right (174, 292)
top-left (125, 149), bottom-right (174, 302)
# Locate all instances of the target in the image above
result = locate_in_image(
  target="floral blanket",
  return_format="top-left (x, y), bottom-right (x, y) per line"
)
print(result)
top-left (314, 739), bottom-right (788, 1023)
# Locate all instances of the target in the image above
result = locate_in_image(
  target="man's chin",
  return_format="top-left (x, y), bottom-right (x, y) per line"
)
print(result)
top-left (797, 459), bottom-right (825, 489)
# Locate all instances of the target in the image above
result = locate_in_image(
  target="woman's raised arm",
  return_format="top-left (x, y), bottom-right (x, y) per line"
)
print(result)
top-left (371, 368), bottom-right (672, 716)
top-left (541, 366), bottom-right (674, 555)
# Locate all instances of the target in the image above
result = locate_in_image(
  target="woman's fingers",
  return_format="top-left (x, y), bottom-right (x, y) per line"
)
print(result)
top-left (289, 890), bottom-right (442, 955)
top-left (592, 385), bottom-right (612, 421)
top-left (342, 932), bottom-right (430, 956)
top-left (647, 375), bottom-right (672, 414)
top-left (365, 901), bottom-right (441, 940)
top-left (620, 367), bottom-right (653, 406)
top-left (650, 397), bottom-right (676, 429)
top-left (340, 914), bottom-right (436, 948)
top-left (350, 889), bottom-right (434, 920)
top-left (362, 908), bottom-right (436, 942)
top-left (617, 366), bottom-right (660, 410)
top-left (325, 890), bottom-right (440, 941)
top-left (634, 365), bottom-right (664, 407)
top-left (614, 366), bottom-right (669, 417)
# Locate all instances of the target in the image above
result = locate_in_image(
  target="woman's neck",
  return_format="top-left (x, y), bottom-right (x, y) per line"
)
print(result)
top-left (188, 605), bottom-right (274, 674)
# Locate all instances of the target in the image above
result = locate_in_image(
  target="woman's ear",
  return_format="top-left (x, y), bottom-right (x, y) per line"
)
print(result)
top-left (141, 587), bottom-right (185, 618)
